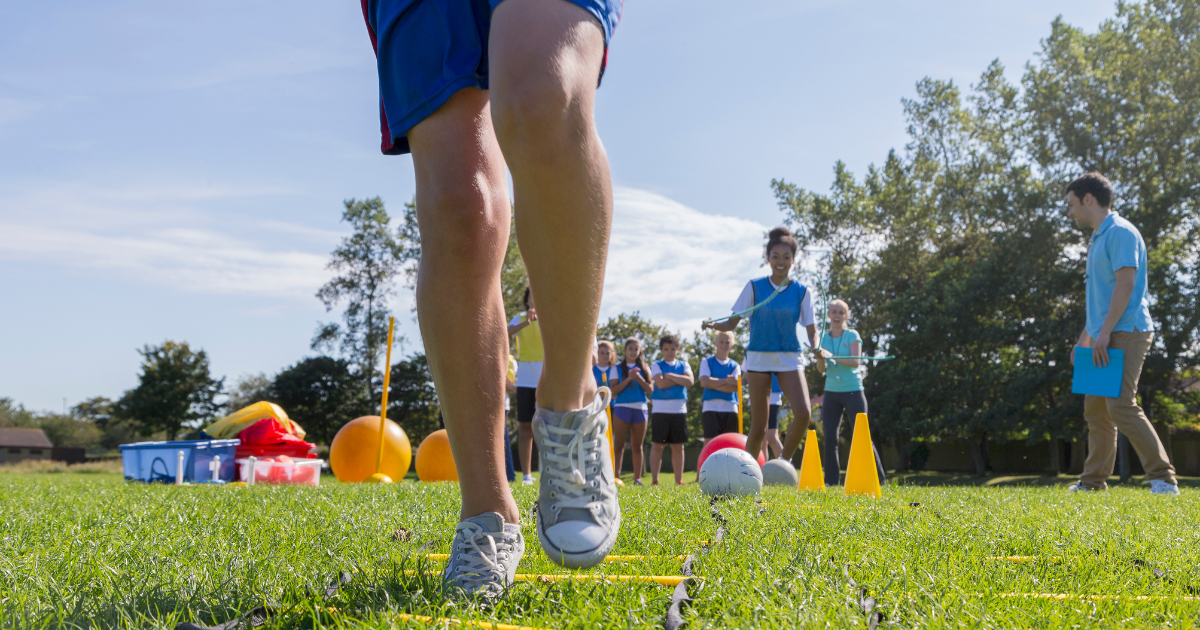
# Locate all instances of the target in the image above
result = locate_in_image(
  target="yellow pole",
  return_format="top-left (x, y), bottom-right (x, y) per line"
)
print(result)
top-left (603, 372), bottom-right (615, 468)
top-left (366, 317), bottom-right (396, 483)
top-left (737, 372), bottom-right (744, 434)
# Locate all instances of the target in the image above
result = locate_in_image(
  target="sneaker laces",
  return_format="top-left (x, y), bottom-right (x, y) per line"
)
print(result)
top-left (539, 390), bottom-right (611, 517)
top-left (448, 521), bottom-right (514, 587)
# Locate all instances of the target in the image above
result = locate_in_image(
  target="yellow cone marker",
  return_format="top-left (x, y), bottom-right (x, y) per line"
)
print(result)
top-left (843, 413), bottom-right (881, 498)
top-left (736, 373), bottom-right (744, 434)
top-left (798, 429), bottom-right (824, 491)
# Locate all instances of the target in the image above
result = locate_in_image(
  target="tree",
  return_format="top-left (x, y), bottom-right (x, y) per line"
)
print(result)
top-left (0, 398), bottom-right (38, 428)
top-left (114, 341), bottom-right (224, 440)
top-left (596, 312), bottom-right (671, 364)
top-left (74, 396), bottom-right (141, 451)
top-left (388, 353), bottom-right (441, 447)
top-left (313, 197), bottom-right (414, 405)
top-left (272, 356), bottom-right (369, 445)
top-left (224, 373), bottom-right (275, 413)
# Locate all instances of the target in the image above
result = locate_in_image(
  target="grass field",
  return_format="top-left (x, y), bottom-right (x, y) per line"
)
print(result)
top-left (3, 471), bottom-right (1200, 629)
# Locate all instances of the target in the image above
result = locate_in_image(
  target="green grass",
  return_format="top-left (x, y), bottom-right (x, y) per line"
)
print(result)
top-left (3, 472), bottom-right (1200, 629)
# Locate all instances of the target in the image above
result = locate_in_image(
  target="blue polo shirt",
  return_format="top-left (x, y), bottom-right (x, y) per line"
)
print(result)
top-left (1086, 212), bottom-right (1153, 338)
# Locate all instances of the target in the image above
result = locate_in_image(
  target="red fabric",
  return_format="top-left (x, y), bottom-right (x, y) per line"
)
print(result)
top-left (240, 418), bottom-right (310, 446)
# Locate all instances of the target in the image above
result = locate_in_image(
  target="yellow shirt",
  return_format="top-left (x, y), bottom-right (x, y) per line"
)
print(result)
top-left (511, 313), bottom-right (544, 363)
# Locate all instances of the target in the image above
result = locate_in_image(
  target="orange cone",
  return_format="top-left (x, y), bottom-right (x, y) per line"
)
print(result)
top-left (798, 429), bottom-right (824, 491)
top-left (843, 413), bottom-right (882, 498)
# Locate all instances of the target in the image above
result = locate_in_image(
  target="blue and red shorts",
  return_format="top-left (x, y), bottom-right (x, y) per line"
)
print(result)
top-left (361, 0), bottom-right (623, 155)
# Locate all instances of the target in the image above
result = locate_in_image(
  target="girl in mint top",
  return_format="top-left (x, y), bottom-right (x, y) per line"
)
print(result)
top-left (817, 299), bottom-right (885, 487)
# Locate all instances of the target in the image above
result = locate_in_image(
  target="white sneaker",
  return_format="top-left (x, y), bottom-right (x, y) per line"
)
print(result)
top-left (522, 475), bottom-right (535, 486)
top-left (1147, 480), bottom-right (1181, 495)
top-left (1066, 481), bottom-right (1096, 492)
top-left (440, 512), bottom-right (524, 600)
top-left (532, 387), bottom-right (620, 569)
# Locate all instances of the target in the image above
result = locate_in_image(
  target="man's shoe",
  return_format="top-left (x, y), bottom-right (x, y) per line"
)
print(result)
top-left (441, 512), bottom-right (524, 600)
top-left (532, 387), bottom-right (619, 569)
top-left (1066, 481), bottom-right (1098, 492)
top-left (1147, 479), bottom-right (1181, 495)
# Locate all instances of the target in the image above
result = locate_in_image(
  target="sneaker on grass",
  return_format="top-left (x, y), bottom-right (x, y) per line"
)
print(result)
top-left (1066, 481), bottom-right (1097, 492)
top-left (533, 387), bottom-right (619, 569)
top-left (441, 512), bottom-right (524, 600)
top-left (1147, 479), bottom-right (1181, 495)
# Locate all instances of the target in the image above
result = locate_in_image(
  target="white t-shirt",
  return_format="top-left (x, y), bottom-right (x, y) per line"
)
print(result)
top-left (649, 359), bottom-right (692, 415)
top-left (613, 361), bottom-right (649, 410)
top-left (509, 315), bottom-right (543, 388)
top-left (699, 357), bottom-right (741, 413)
top-left (733, 277), bottom-right (815, 373)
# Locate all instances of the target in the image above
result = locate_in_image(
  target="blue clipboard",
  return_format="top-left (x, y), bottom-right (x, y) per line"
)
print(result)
top-left (1072, 348), bottom-right (1124, 398)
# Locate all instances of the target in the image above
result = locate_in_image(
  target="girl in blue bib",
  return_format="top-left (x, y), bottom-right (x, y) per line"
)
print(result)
top-left (609, 337), bottom-right (652, 485)
top-left (704, 227), bottom-right (817, 460)
top-left (818, 299), bottom-right (885, 486)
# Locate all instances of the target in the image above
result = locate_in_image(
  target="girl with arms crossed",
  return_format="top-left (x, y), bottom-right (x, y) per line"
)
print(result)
top-left (699, 330), bottom-right (741, 440)
top-left (650, 334), bottom-right (693, 485)
top-left (610, 338), bottom-right (652, 485)
top-left (817, 299), bottom-right (885, 486)
top-left (704, 227), bottom-right (816, 460)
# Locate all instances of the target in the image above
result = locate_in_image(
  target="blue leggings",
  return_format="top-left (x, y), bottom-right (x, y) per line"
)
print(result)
top-left (821, 390), bottom-right (886, 486)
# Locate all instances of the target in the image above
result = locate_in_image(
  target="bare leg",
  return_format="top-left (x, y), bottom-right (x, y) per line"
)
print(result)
top-left (490, 0), bottom-right (610, 413)
top-left (612, 417), bottom-right (630, 479)
top-left (766, 428), bottom-right (785, 459)
top-left (775, 371), bottom-right (813, 459)
top-left (745, 373), bottom-right (773, 456)
top-left (518, 422), bottom-right (535, 476)
top-left (630, 422), bottom-right (647, 482)
top-left (650, 443), bottom-right (665, 484)
top-left (670, 444), bottom-right (685, 484)
top-left (407, 88), bottom-right (518, 524)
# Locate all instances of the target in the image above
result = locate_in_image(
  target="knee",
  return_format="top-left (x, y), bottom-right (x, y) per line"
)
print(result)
top-left (491, 75), bottom-right (591, 158)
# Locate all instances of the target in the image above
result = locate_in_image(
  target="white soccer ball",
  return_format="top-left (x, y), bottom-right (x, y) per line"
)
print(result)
top-left (699, 447), bottom-right (763, 497)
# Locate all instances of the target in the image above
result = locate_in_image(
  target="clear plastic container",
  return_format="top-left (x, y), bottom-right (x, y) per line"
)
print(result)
top-left (236, 456), bottom-right (324, 487)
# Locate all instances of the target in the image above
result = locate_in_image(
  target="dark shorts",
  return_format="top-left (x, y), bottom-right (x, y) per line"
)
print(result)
top-left (362, 0), bottom-right (623, 155)
top-left (702, 411), bottom-right (739, 440)
top-left (612, 406), bottom-right (648, 425)
top-left (516, 386), bottom-right (537, 423)
top-left (768, 404), bottom-right (781, 430)
top-left (651, 413), bottom-right (688, 444)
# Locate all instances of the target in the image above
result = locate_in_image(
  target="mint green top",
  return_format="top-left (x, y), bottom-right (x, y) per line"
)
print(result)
top-left (821, 328), bottom-right (864, 392)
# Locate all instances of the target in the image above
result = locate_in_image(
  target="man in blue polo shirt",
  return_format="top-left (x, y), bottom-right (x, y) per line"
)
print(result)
top-left (1065, 172), bottom-right (1178, 495)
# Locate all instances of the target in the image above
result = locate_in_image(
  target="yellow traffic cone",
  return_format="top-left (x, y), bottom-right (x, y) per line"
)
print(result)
top-left (843, 413), bottom-right (882, 498)
top-left (798, 429), bottom-right (824, 491)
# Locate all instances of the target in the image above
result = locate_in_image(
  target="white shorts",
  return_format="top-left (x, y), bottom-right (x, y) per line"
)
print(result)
top-left (743, 351), bottom-right (804, 373)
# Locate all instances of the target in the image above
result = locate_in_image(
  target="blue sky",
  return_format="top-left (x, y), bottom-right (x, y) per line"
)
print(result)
top-left (0, 1), bottom-right (1115, 412)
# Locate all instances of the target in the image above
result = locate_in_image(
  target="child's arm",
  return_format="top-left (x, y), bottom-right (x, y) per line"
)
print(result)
top-left (703, 316), bottom-right (741, 332)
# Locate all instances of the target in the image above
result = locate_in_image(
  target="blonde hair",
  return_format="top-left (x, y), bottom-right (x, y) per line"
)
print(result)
top-left (596, 340), bottom-right (616, 367)
top-left (829, 299), bottom-right (851, 319)
top-left (713, 330), bottom-right (736, 344)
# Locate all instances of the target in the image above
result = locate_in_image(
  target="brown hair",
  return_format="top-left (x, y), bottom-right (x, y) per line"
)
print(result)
top-left (659, 333), bottom-right (680, 349)
top-left (618, 337), bottom-right (651, 381)
top-left (522, 286), bottom-right (533, 310)
top-left (765, 226), bottom-right (799, 260)
top-left (1066, 172), bottom-right (1113, 208)
top-left (596, 340), bottom-right (616, 367)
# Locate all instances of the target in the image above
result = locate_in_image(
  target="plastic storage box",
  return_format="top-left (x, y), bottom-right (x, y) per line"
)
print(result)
top-left (119, 439), bottom-right (239, 483)
top-left (236, 457), bottom-right (324, 487)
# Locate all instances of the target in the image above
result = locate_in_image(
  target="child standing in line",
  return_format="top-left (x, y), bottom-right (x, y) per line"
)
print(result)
top-left (610, 338), bottom-right (652, 485)
top-left (817, 299), bottom-right (885, 486)
top-left (699, 330), bottom-right (741, 440)
top-left (507, 287), bottom-right (542, 486)
top-left (503, 354), bottom-right (517, 483)
top-left (593, 340), bottom-right (618, 390)
top-left (650, 334), bottom-right (693, 485)
top-left (764, 373), bottom-right (787, 460)
top-left (703, 227), bottom-right (817, 460)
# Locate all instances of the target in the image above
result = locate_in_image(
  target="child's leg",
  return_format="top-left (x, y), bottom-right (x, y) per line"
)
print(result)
top-left (630, 421), bottom-right (647, 481)
top-left (845, 392), bottom-right (886, 483)
top-left (821, 393), bottom-right (846, 486)
top-left (774, 371), bottom-right (813, 460)
top-left (518, 421), bottom-right (535, 477)
top-left (745, 372), bottom-right (774, 456)
top-left (489, 0), bottom-right (610, 413)
top-left (649, 442), bottom-right (665, 484)
top-left (406, 87), bottom-right (517, 524)
top-left (612, 417), bottom-right (629, 478)
top-left (670, 443), bottom-right (685, 484)
top-left (765, 428), bottom-right (782, 460)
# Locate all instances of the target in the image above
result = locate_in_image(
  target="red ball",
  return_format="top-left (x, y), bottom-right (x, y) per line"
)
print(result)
top-left (697, 433), bottom-right (766, 472)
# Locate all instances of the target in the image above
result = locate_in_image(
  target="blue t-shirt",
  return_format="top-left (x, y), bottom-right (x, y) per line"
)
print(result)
top-left (821, 329), bottom-right (864, 393)
top-left (1086, 213), bottom-right (1153, 338)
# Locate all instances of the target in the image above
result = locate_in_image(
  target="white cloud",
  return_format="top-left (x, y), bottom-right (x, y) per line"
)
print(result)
top-left (603, 187), bottom-right (771, 333)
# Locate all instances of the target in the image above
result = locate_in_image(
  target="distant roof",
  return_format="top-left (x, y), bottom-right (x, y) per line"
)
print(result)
top-left (0, 428), bottom-right (54, 448)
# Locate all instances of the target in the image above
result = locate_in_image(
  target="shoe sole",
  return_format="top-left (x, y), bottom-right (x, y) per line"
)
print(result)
top-left (536, 512), bottom-right (621, 569)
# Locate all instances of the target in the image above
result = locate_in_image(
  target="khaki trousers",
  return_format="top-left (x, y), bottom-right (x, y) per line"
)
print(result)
top-left (1080, 331), bottom-right (1177, 489)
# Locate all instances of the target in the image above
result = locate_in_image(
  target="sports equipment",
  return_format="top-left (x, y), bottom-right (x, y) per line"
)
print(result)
top-left (699, 448), bottom-right (763, 497)
top-left (416, 429), bottom-right (458, 482)
top-left (702, 277), bottom-right (791, 326)
top-left (696, 432), bottom-right (765, 473)
top-left (760, 458), bottom-right (799, 486)
top-left (364, 316), bottom-right (398, 483)
top-left (329, 416), bottom-right (412, 483)
top-left (533, 388), bottom-right (619, 569)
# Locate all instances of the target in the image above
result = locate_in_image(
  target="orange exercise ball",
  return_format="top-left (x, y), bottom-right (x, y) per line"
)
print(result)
top-left (415, 429), bottom-right (458, 482)
top-left (329, 416), bottom-right (412, 483)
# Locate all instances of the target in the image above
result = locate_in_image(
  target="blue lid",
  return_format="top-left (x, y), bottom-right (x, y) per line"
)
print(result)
top-left (119, 439), bottom-right (240, 451)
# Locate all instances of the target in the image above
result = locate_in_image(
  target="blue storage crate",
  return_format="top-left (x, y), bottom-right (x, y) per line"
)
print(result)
top-left (119, 439), bottom-right (239, 483)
